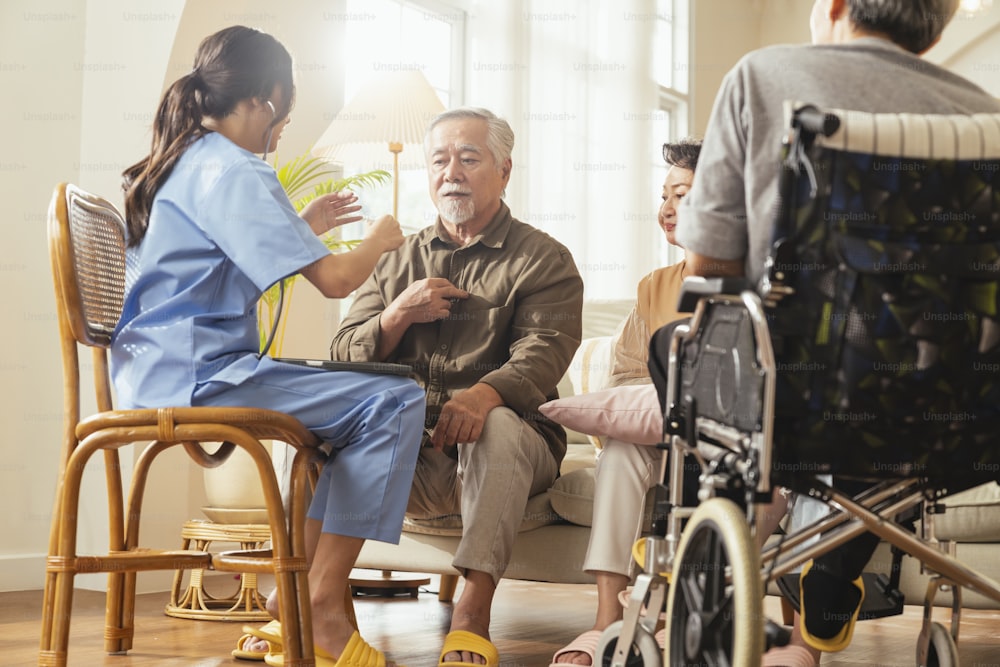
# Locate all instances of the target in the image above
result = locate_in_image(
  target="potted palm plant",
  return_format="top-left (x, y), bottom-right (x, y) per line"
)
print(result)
top-left (257, 153), bottom-right (391, 355)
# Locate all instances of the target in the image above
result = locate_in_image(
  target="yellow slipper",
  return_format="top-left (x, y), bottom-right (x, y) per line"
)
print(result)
top-left (798, 560), bottom-right (865, 653)
top-left (234, 620), bottom-right (283, 661)
top-left (263, 631), bottom-right (391, 667)
top-left (232, 632), bottom-right (269, 661)
top-left (438, 630), bottom-right (499, 667)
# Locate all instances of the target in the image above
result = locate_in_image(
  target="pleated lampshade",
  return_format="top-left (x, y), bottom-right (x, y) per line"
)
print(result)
top-left (312, 70), bottom-right (446, 217)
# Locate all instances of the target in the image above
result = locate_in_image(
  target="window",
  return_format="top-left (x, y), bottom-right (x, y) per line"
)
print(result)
top-left (652, 0), bottom-right (690, 267)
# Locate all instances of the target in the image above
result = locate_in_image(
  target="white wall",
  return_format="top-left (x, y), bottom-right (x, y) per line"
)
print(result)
top-left (0, 0), bottom-right (348, 594)
top-left (1, 0), bottom-right (89, 594)
top-left (3, 0), bottom-right (999, 594)
top-left (690, 0), bottom-right (764, 134)
top-left (927, 7), bottom-right (1000, 95)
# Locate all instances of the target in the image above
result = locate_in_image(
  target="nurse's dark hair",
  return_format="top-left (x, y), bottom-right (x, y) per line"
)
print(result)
top-left (121, 25), bottom-right (294, 246)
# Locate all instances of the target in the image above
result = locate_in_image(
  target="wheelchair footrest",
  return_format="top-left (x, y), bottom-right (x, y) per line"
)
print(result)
top-left (776, 572), bottom-right (904, 621)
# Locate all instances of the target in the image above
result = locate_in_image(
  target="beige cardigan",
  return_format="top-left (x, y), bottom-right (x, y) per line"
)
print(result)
top-left (609, 260), bottom-right (688, 387)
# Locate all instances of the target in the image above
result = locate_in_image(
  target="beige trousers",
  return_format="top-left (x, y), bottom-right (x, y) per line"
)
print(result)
top-left (406, 406), bottom-right (559, 584)
top-left (583, 437), bottom-right (662, 577)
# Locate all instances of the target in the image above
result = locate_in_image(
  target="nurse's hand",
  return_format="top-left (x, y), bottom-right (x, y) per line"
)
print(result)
top-left (365, 214), bottom-right (405, 252)
top-left (300, 191), bottom-right (363, 235)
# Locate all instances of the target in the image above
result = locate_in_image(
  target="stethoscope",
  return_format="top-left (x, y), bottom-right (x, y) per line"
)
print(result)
top-left (257, 98), bottom-right (283, 360)
top-left (257, 280), bottom-right (284, 360)
top-left (261, 99), bottom-right (276, 162)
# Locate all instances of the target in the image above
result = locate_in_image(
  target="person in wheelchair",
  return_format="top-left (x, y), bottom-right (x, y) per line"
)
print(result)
top-left (547, 139), bottom-right (701, 666)
top-left (653, 1), bottom-right (1000, 665)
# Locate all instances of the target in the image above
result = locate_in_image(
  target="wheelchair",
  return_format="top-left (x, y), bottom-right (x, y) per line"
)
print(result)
top-left (598, 103), bottom-right (1000, 667)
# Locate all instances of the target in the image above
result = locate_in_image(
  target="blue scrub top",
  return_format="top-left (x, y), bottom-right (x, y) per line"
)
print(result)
top-left (111, 132), bottom-right (330, 408)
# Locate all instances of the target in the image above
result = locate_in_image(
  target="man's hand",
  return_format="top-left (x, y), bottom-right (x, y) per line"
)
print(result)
top-left (299, 191), bottom-right (363, 236)
top-left (375, 278), bottom-right (470, 360)
top-left (430, 383), bottom-right (504, 450)
top-left (384, 277), bottom-right (470, 326)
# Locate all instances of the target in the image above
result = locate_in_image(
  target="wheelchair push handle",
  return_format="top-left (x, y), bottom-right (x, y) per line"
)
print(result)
top-left (793, 105), bottom-right (840, 138)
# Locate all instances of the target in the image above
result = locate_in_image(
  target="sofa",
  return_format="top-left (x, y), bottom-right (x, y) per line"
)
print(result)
top-left (355, 299), bottom-right (1000, 613)
top-left (354, 299), bottom-right (635, 598)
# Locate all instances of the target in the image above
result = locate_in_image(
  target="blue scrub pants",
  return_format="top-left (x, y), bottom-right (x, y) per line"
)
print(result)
top-left (193, 360), bottom-right (425, 544)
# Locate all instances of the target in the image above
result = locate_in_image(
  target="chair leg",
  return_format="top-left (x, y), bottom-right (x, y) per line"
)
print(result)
top-left (102, 571), bottom-right (137, 654)
top-left (104, 571), bottom-right (127, 654)
top-left (40, 570), bottom-right (75, 667)
top-left (41, 455), bottom-right (87, 666)
top-left (345, 582), bottom-right (358, 630)
top-left (273, 445), bottom-right (314, 667)
top-left (439, 574), bottom-right (459, 602)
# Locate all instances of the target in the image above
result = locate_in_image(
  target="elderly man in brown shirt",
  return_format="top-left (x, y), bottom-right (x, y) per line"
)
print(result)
top-left (331, 106), bottom-right (583, 666)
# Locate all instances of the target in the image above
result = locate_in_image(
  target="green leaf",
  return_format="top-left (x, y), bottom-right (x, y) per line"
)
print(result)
top-left (259, 153), bottom-right (389, 354)
top-left (275, 153), bottom-right (341, 202)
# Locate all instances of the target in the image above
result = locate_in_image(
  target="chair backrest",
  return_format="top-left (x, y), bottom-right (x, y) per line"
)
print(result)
top-left (767, 104), bottom-right (1000, 484)
top-left (48, 183), bottom-right (128, 421)
top-left (48, 182), bottom-right (127, 349)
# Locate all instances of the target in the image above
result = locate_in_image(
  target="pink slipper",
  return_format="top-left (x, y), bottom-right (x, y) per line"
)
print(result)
top-left (761, 644), bottom-right (820, 667)
top-left (617, 588), bottom-right (666, 621)
top-left (551, 629), bottom-right (602, 666)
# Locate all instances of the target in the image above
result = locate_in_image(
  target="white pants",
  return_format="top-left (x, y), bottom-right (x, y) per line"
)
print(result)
top-left (583, 437), bottom-right (662, 576)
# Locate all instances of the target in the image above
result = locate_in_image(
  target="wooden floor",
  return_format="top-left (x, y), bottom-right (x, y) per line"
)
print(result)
top-left (7, 573), bottom-right (1000, 666)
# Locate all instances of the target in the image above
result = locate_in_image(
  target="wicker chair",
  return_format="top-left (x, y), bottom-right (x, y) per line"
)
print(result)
top-left (39, 183), bottom-right (325, 666)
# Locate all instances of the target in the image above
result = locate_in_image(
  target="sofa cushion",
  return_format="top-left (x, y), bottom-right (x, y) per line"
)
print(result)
top-left (549, 464), bottom-right (657, 530)
top-left (556, 301), bottom-right (634, 446)
top-left (564, 336), bottom-right (615, 448)
top-left (549, 468), bottom-right (596, 527)
top-left (932, 482), bottom-right (1000, 542)
top-left (540, 383), bottom-right (662, 446)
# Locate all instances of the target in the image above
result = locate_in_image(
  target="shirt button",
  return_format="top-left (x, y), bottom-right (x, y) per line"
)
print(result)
top-left (440, 344), bottom-right (448, 351)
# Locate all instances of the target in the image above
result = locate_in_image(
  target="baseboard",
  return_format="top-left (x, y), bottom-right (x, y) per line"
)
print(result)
top-left (0, 554), bottom-right (46, 592)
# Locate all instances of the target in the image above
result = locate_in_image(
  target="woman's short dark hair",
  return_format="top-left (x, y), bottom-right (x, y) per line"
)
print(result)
top-left (662, 138), bottom-right (702, 171)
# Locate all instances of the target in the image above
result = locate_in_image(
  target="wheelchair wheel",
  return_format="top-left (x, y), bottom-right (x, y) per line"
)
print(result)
top-left (919, 621), bottom-right (959, 667)
top-left (595, 620), bottom-right (661, 667)
top-left (664, 498), bottom-right (764, 667)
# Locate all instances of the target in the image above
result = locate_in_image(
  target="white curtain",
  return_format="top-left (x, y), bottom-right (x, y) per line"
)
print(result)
top-left (464, 0), bottom-right (664, 300)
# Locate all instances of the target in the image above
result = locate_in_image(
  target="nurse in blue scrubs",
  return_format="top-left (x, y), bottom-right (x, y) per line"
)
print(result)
top-left (114, 25), bottom-right (423, 667)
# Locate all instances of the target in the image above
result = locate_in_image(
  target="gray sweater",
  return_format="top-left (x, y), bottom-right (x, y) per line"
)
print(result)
top-left (677, 37), bottom-right (1000, 285)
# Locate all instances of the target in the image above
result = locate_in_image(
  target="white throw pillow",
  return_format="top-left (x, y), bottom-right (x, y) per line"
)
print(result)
top-left (539, 383), bottom-right (662, 446)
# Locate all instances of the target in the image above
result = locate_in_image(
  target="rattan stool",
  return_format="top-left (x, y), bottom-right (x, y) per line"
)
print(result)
top-left (166, 519), bottom-right (271, 621)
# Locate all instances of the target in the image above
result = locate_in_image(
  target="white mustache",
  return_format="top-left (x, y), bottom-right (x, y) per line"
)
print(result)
top-left (439, 185), bottom-right (472, 196)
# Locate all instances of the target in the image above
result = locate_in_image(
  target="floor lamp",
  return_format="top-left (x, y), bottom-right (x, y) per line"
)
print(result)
top-left (312, 69), bottom-right (446, 219)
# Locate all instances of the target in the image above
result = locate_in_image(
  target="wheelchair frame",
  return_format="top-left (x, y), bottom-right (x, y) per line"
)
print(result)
top-left (603, 106), bottom-right (1000, 667)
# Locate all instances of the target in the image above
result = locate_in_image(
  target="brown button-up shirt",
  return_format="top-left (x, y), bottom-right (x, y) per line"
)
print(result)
top-left (330, 202), bottom-right (584, 464)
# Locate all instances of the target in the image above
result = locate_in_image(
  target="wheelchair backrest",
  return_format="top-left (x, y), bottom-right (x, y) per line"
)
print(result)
top-left (766, 103), bottom-right (1000, 484)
